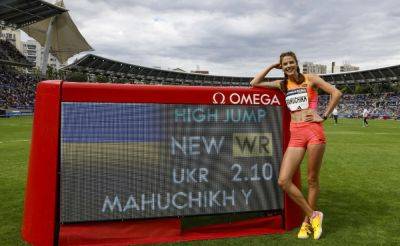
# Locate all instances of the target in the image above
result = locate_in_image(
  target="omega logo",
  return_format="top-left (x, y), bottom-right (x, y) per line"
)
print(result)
top-left (212, 92), bottom-right (280, 105)
top-left (212, 92), bottom-right (226, 104)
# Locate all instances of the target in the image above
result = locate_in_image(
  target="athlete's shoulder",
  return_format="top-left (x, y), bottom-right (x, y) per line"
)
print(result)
top-left (304, 73), bottom-right (322, 82)
top-left (304, 74), bottom-right (327, 89)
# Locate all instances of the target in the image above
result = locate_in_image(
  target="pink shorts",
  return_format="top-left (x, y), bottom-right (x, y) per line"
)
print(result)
top-left (288, 122), bottom-right (326, 148)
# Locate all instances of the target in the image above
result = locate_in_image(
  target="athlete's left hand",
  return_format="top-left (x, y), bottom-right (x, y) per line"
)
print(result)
top-left (304, 112), bottom-right (324, 122)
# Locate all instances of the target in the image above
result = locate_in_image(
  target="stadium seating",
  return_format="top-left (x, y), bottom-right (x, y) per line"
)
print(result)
top-left (0, 40), bottom-right (32, 66)
top-left (0, 63), bottom-right (398, 119)
top-left (0, 65), bottom-right (37, 110)
top-left (318, 93), bottom-right (400, 119)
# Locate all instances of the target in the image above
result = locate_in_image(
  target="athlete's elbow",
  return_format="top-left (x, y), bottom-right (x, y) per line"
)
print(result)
top-left (333, 89), bottom-right (342, 98)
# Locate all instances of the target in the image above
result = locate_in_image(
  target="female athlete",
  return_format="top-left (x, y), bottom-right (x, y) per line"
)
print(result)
top-left (250, 51), bottom-right (342, 240)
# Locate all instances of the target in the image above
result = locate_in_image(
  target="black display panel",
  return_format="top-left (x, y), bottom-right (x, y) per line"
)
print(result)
top-left (60, 103), bottom-right (283, 223)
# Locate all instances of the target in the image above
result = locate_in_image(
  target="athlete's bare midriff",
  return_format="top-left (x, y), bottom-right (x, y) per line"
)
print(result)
top-left (290, 108), bottom-right (319, 122)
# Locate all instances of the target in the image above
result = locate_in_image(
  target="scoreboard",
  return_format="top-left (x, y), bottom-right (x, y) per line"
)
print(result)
top-left (60, 103), bottom-right (283, 222)
top-left (22, 81), bottom-right (302, 246)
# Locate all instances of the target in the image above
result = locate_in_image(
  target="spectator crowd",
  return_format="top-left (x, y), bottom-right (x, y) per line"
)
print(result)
top-left (0, 65), bottom-right (38, 110)
top-left (318, 93), bottom-right (400, 119)
top-left (0, 40), bottom-right (32, 65)
top-left (0, 61), bottom-right (399, 120)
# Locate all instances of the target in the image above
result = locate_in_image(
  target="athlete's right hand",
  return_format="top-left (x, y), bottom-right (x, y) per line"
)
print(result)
top-left (272, 63), bottom-right (282, 69)
top-left (304, 112), bottom-right (324, 123)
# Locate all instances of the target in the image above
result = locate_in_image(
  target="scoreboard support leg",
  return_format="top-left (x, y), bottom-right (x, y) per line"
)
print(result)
top-left (22, 81), bottom-right (62, 246)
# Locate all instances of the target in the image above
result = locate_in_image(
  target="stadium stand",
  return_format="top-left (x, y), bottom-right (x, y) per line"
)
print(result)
top-left (318, 93), bottom-right (400, 119)
top-left (62, 54), bottom-right (399, 119)
top-left (0, 64), bottom-right (37, 114)
top-left (0, 40), bottom-right (32, 67)
top-left (0, 47), bottom-right (398, 119)
top-left (64, 54), bottom-right (279, 85)
top-left (65, 54), bottom-right (400, 89)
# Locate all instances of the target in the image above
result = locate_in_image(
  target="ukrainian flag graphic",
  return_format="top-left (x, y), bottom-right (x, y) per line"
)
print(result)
top-left (60, 102), bottom-right (168, 222)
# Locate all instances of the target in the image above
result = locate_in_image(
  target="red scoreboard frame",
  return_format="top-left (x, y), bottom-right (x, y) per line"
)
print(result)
top-left (22, 80), bottom-right (302, 246)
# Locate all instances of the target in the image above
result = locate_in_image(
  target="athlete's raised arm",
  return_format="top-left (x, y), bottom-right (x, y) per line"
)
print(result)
top-left (250, 63), bottom-right (282, 89)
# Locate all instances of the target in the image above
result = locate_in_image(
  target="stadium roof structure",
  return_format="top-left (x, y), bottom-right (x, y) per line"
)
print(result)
top-left (0, 0), bottom-right (67, 28)
top-left (21, 0), bottom-right (93, 65)
top-left (65, 54), bottom-right (400, 87)
top-left (64, 54), bottom-right (281, 86)
top-left (322, 65), bottom-right (400, 87)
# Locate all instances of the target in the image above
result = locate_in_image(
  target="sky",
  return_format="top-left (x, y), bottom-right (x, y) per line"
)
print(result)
top-left (23, 0), bottom-right (400, 77)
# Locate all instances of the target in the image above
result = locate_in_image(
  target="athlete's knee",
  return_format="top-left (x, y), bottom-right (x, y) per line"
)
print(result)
top-left (278, 177), bottom-right (291, 191)
top-left (307, 175), bottom-right (319, 189)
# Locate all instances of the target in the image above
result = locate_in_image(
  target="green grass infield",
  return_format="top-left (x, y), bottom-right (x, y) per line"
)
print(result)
top-left (0, 116), bottom-right (399, 245)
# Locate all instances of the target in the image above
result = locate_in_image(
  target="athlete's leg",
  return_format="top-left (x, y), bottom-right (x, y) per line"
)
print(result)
top-left (306, 144), bottom-right (325, 211)
top-left (278, 147), bottom-right (314, 217)
top-left (363, 117), bottom-right (368, 126)
top-left (306, 144), bottom-right (326, 240)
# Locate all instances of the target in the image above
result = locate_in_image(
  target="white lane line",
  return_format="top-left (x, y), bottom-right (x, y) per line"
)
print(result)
top-left (326, 131), bottom-right (400, 135)
top-left (325, 131), bottom-right (364, 135)
top-left (0, 139), bottom-right (30, 144)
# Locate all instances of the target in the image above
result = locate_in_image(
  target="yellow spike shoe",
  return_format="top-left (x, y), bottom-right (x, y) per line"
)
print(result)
top-left (297, 222), bottom-right (312, 239)
top-left (311, 211), bottom-right (324, 240)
